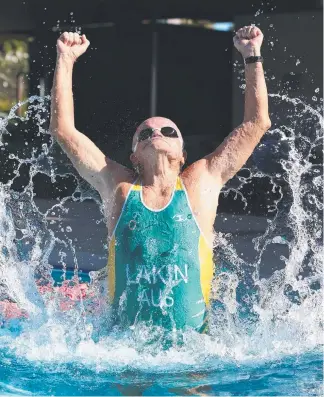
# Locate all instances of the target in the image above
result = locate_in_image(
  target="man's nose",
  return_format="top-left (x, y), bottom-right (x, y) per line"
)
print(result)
top-left (151, 130), bottom-right (162, 138)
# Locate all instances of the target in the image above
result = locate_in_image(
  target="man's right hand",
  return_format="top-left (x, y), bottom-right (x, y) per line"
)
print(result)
top-left (56, 32), bottom-right (90, 61)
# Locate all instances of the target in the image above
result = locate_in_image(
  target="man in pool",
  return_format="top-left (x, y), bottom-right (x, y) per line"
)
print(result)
top-left (47, 25), bottom-right (271, 332)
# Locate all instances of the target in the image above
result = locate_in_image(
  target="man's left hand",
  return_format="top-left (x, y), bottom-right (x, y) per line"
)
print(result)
top-left (233, 25), bottom-right (263, 58)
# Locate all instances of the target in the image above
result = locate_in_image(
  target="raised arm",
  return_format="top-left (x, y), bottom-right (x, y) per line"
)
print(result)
top-left (205, 26), bottom-right (271, 186)
top-left (50, 32), bottom-right (116, 193)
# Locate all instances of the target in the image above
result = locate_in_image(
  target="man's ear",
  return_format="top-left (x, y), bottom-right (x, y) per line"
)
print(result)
top-left (181, 149), bottom-right (187, 167)
top-left (130, 152), bottom-right (137, 167)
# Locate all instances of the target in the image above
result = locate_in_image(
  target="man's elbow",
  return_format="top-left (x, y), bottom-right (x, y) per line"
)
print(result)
top-left (244, 116), bottom-right (271, 131)
top-left (48, 122), bottom-right (57, 136)
top-left (49, 120), bottom-right (75, 139)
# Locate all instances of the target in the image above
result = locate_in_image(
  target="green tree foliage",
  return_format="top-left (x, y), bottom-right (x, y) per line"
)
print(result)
top-left (0, 36), bottom-right (29, 115)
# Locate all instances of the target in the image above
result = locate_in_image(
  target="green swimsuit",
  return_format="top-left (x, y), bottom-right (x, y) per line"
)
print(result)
top-left (107, 177), bottom-right (214, 332)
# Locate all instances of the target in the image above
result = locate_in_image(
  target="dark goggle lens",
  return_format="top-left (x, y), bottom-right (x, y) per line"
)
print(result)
top-left (138, 129), bottom-right (152, 142)
top-left (160, 126), bottom-right (178, 137)
top-left (138, 127), bottom-right (178, 142)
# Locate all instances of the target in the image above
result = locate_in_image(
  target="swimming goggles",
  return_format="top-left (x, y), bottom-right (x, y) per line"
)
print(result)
top-left (137, 127), bottom-right (179, 142)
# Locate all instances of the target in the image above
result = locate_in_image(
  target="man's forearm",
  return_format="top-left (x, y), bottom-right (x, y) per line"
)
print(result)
top-left (205, 26), bottom-right (272, 185)
top-left (243, 56), bottom-right (270, 126)
top-left (50, 54), bottom-right (75, 134)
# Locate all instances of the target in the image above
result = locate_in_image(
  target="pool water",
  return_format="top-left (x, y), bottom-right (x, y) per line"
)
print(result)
top-left (0, 267), bottom-right (322, 396)
top-left (0, 340), bottom-right (322, 395)
top-left (51, 268), bottom-right (90, 285)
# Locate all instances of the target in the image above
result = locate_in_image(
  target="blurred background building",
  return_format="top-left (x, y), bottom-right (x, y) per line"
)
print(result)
top-left (0, 0), bottom-right (322, 174)
top-left (0, 1), bottom-right (322, 271)
top-left (0, 1), bottom-right (322, 166)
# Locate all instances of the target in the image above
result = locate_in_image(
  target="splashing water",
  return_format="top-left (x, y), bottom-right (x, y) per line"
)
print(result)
top-left (0, 93), bottom-right (322, 395)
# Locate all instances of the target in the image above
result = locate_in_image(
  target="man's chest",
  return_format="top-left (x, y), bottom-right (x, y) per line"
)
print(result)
top-left (102, 176), bottom-right (221, 244)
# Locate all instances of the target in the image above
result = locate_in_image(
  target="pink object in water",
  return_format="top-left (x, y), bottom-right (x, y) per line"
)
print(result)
top-left (0, 301), bottom-right (28, 320)
top-left (0, 282), bottom-right (93, 320)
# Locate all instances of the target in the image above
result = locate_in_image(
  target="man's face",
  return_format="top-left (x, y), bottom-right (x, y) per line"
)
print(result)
top-left (132, 117), bottom-right (184, 159)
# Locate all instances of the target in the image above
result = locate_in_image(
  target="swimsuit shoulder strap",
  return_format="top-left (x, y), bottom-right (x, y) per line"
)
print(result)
top-left (131, 175), bottom-right (182, 193)
top-left (131, 176), bottom-right (141, 191)
top-left (175, 176), bottom-right (183, 191)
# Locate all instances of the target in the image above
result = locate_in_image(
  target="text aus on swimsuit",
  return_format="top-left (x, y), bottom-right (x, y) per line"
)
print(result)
top-left (126, 263), bottom-right (189, 308)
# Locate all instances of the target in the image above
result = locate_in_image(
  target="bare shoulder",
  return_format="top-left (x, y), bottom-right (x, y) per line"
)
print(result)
top-left (104, 157), bottom-right (135, 185)
top-left (98, 157), bottom-right (136, 201)
top-left (180, 159), bottom-right (223, 211)
top-left (180, 159), bottom-right (223, 244)
top-left (180, 158), bottom-right (223, 195)
top-left (99, 159), bottom-right (137, 234)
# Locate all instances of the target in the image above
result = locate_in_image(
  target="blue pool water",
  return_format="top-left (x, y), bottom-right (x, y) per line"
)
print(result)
top-left (0, 268), bottom-right (322, 396)
top-left (51, 268), bottom-right (90, 285)
top-left (0, 339), bottom-right (322, 395)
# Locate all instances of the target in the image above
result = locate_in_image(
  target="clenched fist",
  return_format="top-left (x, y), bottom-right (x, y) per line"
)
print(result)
top-left (233, 25), bottom-right (263, 58)
top-left (57, 32), bottom-right (90, 61)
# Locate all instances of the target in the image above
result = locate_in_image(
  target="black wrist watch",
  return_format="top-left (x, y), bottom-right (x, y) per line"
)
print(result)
top-left (244, 56), bottom-right (264, 65)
